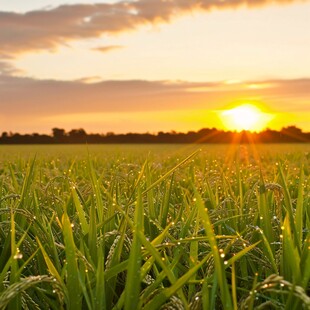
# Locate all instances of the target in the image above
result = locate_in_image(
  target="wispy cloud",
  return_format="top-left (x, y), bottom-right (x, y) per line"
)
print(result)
top-left (0, 61), bottom-right (23, 75)
top-left (91, 45), bottom-right (124, 53)
top-left (0, 0), bottom-right (306, 56)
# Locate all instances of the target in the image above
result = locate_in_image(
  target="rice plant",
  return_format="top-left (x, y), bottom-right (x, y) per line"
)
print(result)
top-left (0, 144), bottom-right (309, 309)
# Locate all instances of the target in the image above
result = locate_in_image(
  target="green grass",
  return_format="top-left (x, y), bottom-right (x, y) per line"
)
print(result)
top-left (0, 144), bottom-right (309, 309)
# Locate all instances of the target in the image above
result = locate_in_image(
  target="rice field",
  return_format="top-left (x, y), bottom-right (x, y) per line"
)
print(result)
top-left (0, 144), bottom-right (309, 309)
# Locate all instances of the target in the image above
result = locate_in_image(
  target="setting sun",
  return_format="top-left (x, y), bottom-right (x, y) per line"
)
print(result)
top-left (220, 104), bottom-right (272, 132)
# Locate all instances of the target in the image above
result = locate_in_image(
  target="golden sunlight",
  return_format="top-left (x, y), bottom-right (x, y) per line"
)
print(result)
top-left (220, 103), bottom-right (272, 132)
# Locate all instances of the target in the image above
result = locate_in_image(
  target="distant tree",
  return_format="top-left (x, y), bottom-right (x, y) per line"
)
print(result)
top-left (281, 126), bottom-right (302, 135)
top-left (1, 132), bottom-right (8, 139)
top-left (68, 128), bottom-right (87, 143)
top-left (0, 126), bottom-right (309, 144)
top-left (281, 126), bottom-right (304, 142)
top-left (0, 132), bottom-right (9, 143)
top-left (52, 128), bottom-right (66, 143)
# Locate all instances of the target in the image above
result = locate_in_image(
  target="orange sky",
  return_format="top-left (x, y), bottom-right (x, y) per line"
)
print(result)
top-left (0, 0), bottom-right (309, 134)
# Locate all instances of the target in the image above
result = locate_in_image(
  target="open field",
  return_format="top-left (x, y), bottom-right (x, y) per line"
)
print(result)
top-left (0, 144), bottom-right (309, 309)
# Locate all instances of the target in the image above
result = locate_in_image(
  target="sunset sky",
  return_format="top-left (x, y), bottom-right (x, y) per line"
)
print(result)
top-left (1, 0), bottom-right (310, 134)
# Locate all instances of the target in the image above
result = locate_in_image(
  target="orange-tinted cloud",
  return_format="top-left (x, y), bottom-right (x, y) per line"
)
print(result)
top-left (0, 0), bottom-right (306, 56)
top-left (91, 45), bottom-right (124, 53)
top-left (0, 75), bottom-right (309, 117)
top-left (0, 61), bottom-right (23, 75)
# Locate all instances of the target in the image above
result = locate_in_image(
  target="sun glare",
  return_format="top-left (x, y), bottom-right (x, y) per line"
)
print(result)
top-left (220, 104), bottom-right (272, 132)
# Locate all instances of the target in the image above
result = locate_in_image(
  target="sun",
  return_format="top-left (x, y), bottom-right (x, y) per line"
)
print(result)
top-left (220, 103), bottom-right (272, 132)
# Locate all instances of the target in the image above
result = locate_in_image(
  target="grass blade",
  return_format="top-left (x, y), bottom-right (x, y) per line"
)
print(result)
top-left (145, 253), bottom-right (211, 310)
top-left (295, 166), bottom-right (304, 249)
top-left (193, 184), bottom-right (233, 310)
top-left (124, 188), bottom-right (144, 310)
top-left (143, 150), bottom-right (200, 194)
top-left (62, 211), bottom-right (82, 310)
top-left (71, 187), bottom-right (89, 235)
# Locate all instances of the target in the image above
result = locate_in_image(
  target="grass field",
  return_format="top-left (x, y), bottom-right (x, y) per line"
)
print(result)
top-left (0, 144), bottom-right (309, 309)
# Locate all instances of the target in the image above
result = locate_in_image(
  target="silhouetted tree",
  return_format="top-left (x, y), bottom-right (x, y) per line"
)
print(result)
top-left (0, 126), bottom-right (309, 144)
top-left (52, 128), bottom-right (67, 143)
top-left (68, 128), bottom-right (87, 143)
top-left (1, 132), bottom-right (9, 142)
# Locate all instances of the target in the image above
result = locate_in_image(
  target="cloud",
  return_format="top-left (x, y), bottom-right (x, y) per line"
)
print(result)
top-left (91, 45), bottom-right (124, 53)
top-left (0, 0), bottom-right (306, 56)
top-left (0, 61), bottom-right (23, 75)
top-left (0, 75), bottom-right (309, 118)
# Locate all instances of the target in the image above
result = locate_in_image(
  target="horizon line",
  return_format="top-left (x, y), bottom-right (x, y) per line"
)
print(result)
top-left (1, 125), bottom-right (309, 136)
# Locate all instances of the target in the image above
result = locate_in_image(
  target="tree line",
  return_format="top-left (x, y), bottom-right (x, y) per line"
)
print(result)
top-left (0, 126), bottom-right (309, 144)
